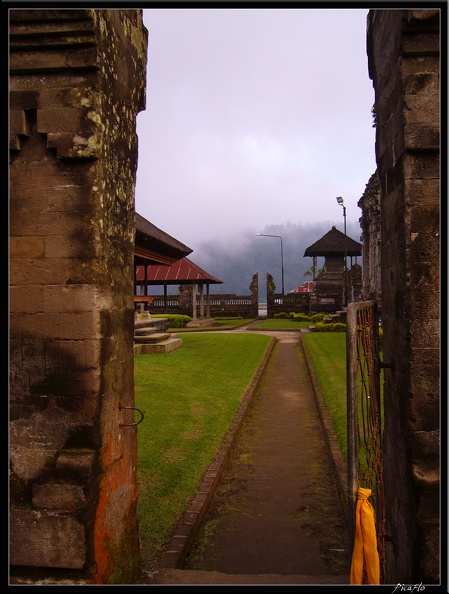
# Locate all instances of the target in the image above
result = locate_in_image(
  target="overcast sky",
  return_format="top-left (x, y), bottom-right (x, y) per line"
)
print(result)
top-left (135, 8), bottom-right (376, 255)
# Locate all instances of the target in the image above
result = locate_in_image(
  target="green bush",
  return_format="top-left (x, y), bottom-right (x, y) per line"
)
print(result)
top-left (214, 316), bottom-right (243, 321)
top-left (151, 314), bottom-right (192, 328)
top-left (273, 312), bottom-right (289, 319)
top-left (291, 313), bottom-right (312, 322)
top-left (310, 313), bottom-right (326, 323)
top-left (314, 322), bottom-right (346, 332)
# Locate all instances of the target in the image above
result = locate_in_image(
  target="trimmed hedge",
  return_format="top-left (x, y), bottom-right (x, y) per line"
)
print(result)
top-left (310, 313), bottom-right (326, 323)
top-left (214, 316), bottom-right (243, 321)
top-left (150, 314), bottom-right (192, 328)
top-left (314, 322), bottom-right (346, 332)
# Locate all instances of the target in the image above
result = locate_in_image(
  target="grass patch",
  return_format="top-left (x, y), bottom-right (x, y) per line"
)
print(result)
top-left (302, 332), bottom-right (348, 458)
top-left (134, 332), bottom-right (272, 572)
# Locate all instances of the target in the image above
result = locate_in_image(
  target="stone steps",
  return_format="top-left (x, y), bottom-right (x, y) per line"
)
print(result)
top-left (134, 326), bottom-right (157, 337)
top-left (133, 316), bottom-right (183, 354)
top-left (134, 332), bottom-right (172, 343)
top-left (133, 337), bottom-right (183, 355)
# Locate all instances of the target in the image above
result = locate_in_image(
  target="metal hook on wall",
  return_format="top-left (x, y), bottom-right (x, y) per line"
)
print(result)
top-left (119, 404), bottom-right (144, 427)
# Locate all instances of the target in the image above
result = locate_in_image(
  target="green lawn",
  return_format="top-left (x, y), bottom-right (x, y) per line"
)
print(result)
top-left (251, 318), bottom-right (311, 330)
top-left (301, 332), bottom-right (348, 458)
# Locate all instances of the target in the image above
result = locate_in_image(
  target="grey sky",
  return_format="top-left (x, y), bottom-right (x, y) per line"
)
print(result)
top-left (135, 8), bottom-right (376, 255)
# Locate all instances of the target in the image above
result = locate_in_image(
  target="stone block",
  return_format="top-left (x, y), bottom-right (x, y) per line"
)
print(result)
top-left (9, 45), bottom-right (98, 74)
top-left (404, 178), bottom-right (440, 206)
top-left (56, 451), bottom-right (95, 477)
top-left (410, 319), bottom-right (440, 348)
top-left (403, 153), bottom-right (439, 180)
top-left (9, 311), bottom-right (100, 340)
top-left (32, 483), bottom-right (87, 510)
top-left (10, 108), bottom-right (29, 139)
top-left (404, 94), bottom-right (440, 125)
top-left (408, 400), bottom-right (439, 432)
top-left (416, 490), bottom-right (439, 525)
top-left (9, 235), bottom-right (45, 259)
top-left (37, 107), bottom-right (93, 134)
top-left (42, 285), bottom-right (110, 314)
top-left (9, 285), bottom-right (44, 314)
top-left (404, 124), bottom-right (439, 151)
top-left (418, 524), bottom-right (440, 583)
top-left (403, 31), bottom-right (440, 55)
top-left (10, 509), bottom-right (86, 569)
top-left (407, 9), bottom-right (440, 22)
top-left (401, 55), bottom-right (440, 78)
top-left (410, 430), bottom-right (440, 462)
top-left (9, 257), bottom-right (87, 286)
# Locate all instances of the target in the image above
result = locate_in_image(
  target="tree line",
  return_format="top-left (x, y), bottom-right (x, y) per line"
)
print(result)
top-left (181, 219), bottom-right (363, 301)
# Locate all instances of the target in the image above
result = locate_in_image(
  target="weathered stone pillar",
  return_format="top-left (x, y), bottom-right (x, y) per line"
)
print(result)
top-left (367, 8), bottom-right (440, 583)
top-left (358, 172), bottom-right (382, 308)
top-left (198, 282), bottom-right (205, 319)
top-left (266, 273), bottom-right (275, 318)
top-left (191, 283), bottom-right (197, 319)
top-left (9, 9), bottom-right (147, 584)
top-left (250, 273), bottom-right (258, 318)
top-left (206, 284), bottom-right (211, 318)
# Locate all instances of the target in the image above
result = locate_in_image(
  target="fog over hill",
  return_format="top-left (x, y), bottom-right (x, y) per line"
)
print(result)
top-left (150, 219), bottom-right (363, 301)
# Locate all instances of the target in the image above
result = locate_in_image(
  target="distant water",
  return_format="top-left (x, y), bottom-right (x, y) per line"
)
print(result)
top-left (258, 303), bottom-right (267, 317)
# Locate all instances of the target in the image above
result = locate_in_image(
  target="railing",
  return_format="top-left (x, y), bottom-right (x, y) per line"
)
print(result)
top-left (267, 293), bottom-right (311, 317)
top-left (346, 300), bottom-right (386, 582)
top-left (136, 294), bottom-right (258, 318)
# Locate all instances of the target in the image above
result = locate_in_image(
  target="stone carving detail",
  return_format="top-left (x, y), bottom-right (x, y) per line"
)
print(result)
top-left (9, 10), bottom-right (102, 158)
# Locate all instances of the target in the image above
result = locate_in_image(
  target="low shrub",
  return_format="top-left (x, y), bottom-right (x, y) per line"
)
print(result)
top-left (214, 316), bottom-right (243, 321)
top-left (273, 312), bottom-right (289, 319)
top-left (314, 322), bottom-right (346, 332)
top-left (291, 313), bottom-right (312, 322)
top-left (310, 313), bottom-right (326, 323)
top-left (151, 314), bottom-right (192, 328)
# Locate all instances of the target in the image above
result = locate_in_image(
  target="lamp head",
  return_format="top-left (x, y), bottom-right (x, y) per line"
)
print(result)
top-left (336, 196), bottom-right (344, 205)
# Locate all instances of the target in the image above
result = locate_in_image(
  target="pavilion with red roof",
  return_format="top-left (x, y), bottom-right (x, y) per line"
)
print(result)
top-left (135, 257), bottom-right (223, 322)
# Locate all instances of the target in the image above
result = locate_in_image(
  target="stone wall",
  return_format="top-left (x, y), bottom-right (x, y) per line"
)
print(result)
top-left (367, 9), bottom-right (440, 583)
top-left (358, 172), bottom-right (382, 310)
top-left (266, 273), bottom-right (311, 316)
top-left (9, 9), bottom-right (148, 583)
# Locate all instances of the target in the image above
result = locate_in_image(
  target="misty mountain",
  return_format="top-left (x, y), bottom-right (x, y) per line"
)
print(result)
top-left (189, 219), bottom-right (363, 301)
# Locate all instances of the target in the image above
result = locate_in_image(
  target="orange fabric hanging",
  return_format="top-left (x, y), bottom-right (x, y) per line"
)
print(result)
top-left (350, 487), bottom-right (380, 584)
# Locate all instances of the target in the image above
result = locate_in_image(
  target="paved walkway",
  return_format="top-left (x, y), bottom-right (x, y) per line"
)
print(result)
top-left (146, 326), bottom-right (351, 585)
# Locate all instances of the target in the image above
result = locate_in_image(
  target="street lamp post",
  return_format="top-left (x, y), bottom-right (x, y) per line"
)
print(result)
top-left (256, 233), bottom-right (284, 295)
top-left (336, 197), bottom-right (348, 307)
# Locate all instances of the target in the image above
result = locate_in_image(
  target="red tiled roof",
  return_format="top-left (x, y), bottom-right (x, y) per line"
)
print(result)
top-left (136, 257), bottom-right (223, 285)
top-left (289, 281), bottom-right (315, 293)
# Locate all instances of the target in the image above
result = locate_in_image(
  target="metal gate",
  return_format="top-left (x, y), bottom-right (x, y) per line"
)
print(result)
top-left (346, 300), bottom-right (386, 582)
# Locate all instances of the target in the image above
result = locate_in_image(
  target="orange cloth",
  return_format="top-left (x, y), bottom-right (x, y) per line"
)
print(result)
top-left (350, 487), bottom-right (380, 584)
